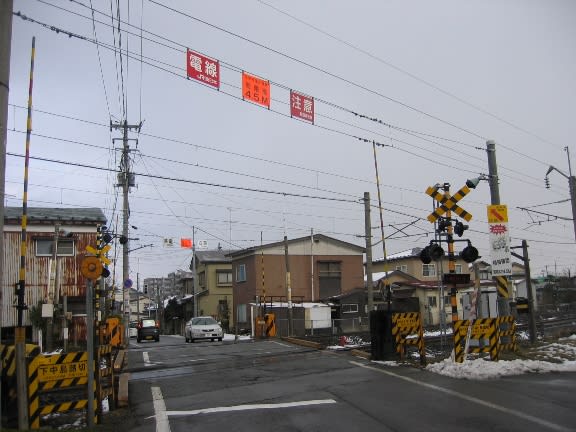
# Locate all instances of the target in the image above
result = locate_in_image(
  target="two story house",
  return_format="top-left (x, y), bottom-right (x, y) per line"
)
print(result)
top-left (192, 249), bottom-right (233, 330)
top-left (228, 234), bottom-right (365, 333)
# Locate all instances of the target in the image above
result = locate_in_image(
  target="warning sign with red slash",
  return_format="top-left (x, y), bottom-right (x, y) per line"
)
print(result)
top-left (487, 204), bottom-right (512, 276)
top-left (487, 204), bottom-right (508, 224)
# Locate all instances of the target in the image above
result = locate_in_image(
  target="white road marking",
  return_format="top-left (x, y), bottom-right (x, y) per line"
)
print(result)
top-left (166, 399), bottom-right (337, 416)
top-left (151, 386), bottom-right (171, 432)
top-left (269, 341), bottom-right (291, 348)
top-left (350, 361), bottom-right (571, 432)
top-left (143, 351), bottom-right (152, 367)
top-left (187, 359), bottom-right (207, 363)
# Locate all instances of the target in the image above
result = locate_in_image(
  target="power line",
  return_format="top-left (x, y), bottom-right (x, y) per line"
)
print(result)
top-left (18, 4), bottom-right (561, 189)
top-left (146, 0), bottom-right (488, 142)
top-left (6, 151), bottom-right (362, 204)
top-left (256, 0), bottom-right (564, 151)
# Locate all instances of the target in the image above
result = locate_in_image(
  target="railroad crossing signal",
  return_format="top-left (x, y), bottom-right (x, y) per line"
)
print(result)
top-left (426, 183), bottom-right (474, 223)
top-left (85, 244), bottom-right (111, 265)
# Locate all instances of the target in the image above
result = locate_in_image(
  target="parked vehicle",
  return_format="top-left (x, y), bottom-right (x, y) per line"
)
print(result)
top-left (129, 321), bottom-right (138, 338)
top-left (137, 318), bottom-right (160, 343)
top-left (185, 316), bottom-right (223, 343)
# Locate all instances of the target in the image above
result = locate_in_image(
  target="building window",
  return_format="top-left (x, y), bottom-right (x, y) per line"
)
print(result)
top-left (444, 296), bottom-right (451, 306)
top-left (237, 304), bottom-right (247, 323)
top-left (395, 265), bottom-right (408, 272)
top-left (198, 272), bottom-right (206, 288)
top-left (422, 264), bottom-right (436, 277)
top-left (236, 264), bottom-right (246, 282)
top-left (36, 239), bottom-right (75, 257)
top-left (455, 264), bottom-right (463, 274)
top-left (318, 261), bottom-right (341, 298)
top-left (217, 271), bottom-right (233, 286)
top-left (342, 303), bottom-right (358, 314)
top-left (428, 296), bottom-right (437, 307)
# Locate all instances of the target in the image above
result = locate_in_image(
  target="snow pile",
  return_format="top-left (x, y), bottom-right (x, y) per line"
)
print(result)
top-left (425, 333), bottom-right (576, 380)
top-left (426, 357), bottom-right (576, 380)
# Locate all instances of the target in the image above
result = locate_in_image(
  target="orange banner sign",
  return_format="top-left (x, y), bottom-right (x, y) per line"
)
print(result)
top-left (242, 72), bottom-right (270, 108)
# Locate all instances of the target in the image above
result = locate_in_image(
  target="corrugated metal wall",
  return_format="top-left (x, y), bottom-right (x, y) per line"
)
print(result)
top-left (2, 231), bottom-right (98, 328)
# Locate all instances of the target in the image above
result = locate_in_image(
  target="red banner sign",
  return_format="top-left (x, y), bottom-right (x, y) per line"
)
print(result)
top-left (242, 72), bottom-right (270, 108)
top-left (186, 49), bottom-right (220, 89)
top-left (290, 90), bottom-right (314, 123)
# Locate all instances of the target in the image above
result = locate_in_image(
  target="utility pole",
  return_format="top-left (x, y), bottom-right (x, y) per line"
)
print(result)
top-left (284, 235), bottom-right (293, 336)
top-left (192, 226), bottom-right (198, 317)
top-left (110, 120), bottom-right (141, 343)
top-left (511, 240), bottom-right (537, 344)
top-left (545, 147), bottom-right (576, 242)
top-left (487, 140), bottom-right (511, 316)
top-left (364, 192), bottom-right (374, 317)
top-left (0, 2), bottom-right (13, 423)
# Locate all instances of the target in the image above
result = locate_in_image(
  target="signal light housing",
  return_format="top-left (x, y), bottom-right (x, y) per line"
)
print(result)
top-left (460, 244), bottom-right (479, 263)
top-left (420, 243), bottom-right (445, 264)
top-left (454, 221), bottom-right (469, 237)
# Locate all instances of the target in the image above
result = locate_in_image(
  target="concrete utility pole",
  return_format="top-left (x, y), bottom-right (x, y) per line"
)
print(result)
top-left (487, 140), bottom-right (511, 316)
top-left (0, 0), bottom-right (13, 296)
top-left (284, 235), bottom-right (293, 336)
top-left (364, 192), bottom-right (374, 317)
top-left (110, 120), bottom-right (141, 343)
top-left (511, 241), bottom-right (537, 344)
top-left (545, 147), bottom-right (576, 242)
top-left (0, 2), bottom-right (12, 422)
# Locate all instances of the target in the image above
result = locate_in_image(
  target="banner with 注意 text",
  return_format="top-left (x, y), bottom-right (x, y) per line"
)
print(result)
top-left (290, 90), bottom-right (314, 123)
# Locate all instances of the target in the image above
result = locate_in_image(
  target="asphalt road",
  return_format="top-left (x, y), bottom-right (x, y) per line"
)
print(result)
top-left (120, 335), bottom-right (576, 432)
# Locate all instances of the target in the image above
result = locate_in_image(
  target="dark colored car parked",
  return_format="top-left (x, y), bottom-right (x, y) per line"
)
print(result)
top-left (137, 318), bottom-right (160, 342)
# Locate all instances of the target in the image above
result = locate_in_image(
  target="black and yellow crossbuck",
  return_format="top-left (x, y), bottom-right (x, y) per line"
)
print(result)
top-left (426, 184), bottom-right (473, 223)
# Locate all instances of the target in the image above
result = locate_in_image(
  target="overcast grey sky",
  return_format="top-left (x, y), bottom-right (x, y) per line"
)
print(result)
top-left (6, 0), bottom-right (576, 285)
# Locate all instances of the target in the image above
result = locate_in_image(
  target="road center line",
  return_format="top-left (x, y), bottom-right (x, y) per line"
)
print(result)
top-left (151, 386), bottom-right (171, 432)
top-left (350, 361), bottom-right (571, 432)
top-left (166, 399), bottom-right (337, 416)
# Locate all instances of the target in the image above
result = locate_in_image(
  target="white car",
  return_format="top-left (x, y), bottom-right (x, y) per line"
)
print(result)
top-left (185, 316), bottom-right (223, 343)
top-left (129, 321), bottom-right (138, 338)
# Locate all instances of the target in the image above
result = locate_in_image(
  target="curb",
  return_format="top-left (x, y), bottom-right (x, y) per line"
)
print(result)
top-left (281, 337), bottom-right (323, 349)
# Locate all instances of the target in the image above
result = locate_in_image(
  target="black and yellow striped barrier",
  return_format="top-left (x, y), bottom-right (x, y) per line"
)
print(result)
top-left (454, 316), bottom-right (516, 362)
top-left (497, 316), bottom-right (517, 354)
top-left (391, 312), bottom-right (426, 365)
top-left (0, 344), bottom-right (41, 428)
top-left (454, 318), bottom-right (499, 362)
top-left (264, 313), bottom-right (276, 337)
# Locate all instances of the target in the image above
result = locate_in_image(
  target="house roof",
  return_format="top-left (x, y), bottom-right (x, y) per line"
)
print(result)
top-left (226, 233), bottom-right (365, 258)
top-left (4, 207), bottom-right (107, 224)
top-left (195, 249), bottom-right (232, 264)
top-left (365, 269), bottom-right (420, 283)
top-left (373, 247), bottom-right (423, 263)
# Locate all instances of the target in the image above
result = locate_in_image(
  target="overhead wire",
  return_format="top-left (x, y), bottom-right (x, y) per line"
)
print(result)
top-left (22, 1), bottom-right (560, 189)
top-left (256, 0), bottom-right (564, 152)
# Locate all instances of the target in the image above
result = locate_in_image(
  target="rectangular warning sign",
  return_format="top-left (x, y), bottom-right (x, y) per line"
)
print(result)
top-left (242, 72), bottom-right (270, 108)
top-left (38, 360), bottom-right (88, 382)
top-left (487, 205), bottom-right (508, 223)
